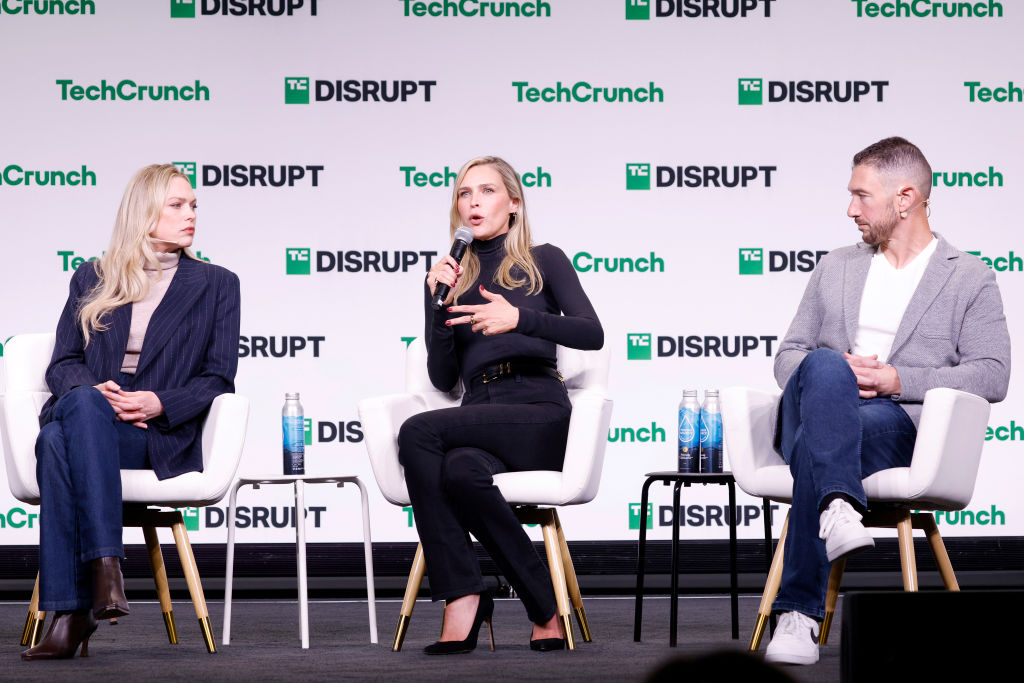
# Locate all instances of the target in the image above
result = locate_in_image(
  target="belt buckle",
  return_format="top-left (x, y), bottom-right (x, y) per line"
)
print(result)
top-left (481, 361), bottom-right (511, 384)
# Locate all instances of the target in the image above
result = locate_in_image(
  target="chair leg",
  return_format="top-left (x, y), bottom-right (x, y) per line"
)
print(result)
top-left (895, 513), bottom-right (919, 592)
top-left (393, 543), bottom-right (426, 652)
top-left (553, 511), bottom-right (591, 643)
top-left (21, 573), bottom-right (45, 647)
top-left (751, 512), bottom-right (789, 652)
top-left (143, 526), bottom-right (179, 644)
top-left (170, 517), bottom-right (216, 653)
top-left (917, 513), bottom-right (959, 591)
top-left (819, 558), bottom-right (846, 645)
top-left (538, 509), bottom-right (575, 650)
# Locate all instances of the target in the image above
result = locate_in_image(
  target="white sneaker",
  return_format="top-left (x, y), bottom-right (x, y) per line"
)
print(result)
top-left (765, 611), bottom-right (820, 665)
top-left (818, 498), bottom-right (874, 562)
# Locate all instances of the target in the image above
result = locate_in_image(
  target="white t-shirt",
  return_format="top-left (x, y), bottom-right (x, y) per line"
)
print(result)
top-left (852, 237), bottom-right (938, 363)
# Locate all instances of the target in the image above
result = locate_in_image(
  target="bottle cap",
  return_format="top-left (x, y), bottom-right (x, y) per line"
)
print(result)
top-left (286, 392), bottom-right (300, 400)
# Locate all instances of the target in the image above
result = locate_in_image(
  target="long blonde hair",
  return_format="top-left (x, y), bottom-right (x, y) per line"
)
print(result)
top-left (77, 163), bottom-right (198, 344)
top-left (448, 156), bottom-right (543, 303)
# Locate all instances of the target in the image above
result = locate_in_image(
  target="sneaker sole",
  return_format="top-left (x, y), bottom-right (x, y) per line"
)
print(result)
top-left (765, 650), bottom-right (820, 666)
top-left (826, 535), bottom-right (874, 563)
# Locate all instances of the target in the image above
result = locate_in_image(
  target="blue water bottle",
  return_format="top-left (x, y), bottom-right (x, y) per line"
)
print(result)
top-left (678, 389), bottom-right (701, 473)
top-left (699, 389), bottom-right (723, 473)
top-left (282, 392), bottom-right (305, 475)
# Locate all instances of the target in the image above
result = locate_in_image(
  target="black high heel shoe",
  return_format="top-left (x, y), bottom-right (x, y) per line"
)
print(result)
top-left (21, 610), bottom-right (98, 661)
top-left (423, 593), bottom-right (495, 655)
top-left (529, 637), bottom-right (566, 652)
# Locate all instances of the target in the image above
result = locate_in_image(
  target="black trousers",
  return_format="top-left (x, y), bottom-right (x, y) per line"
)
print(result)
top-left (398, 371), bottom-right (571, 624)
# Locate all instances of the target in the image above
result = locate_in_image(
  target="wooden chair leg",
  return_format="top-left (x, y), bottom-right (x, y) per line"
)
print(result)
top-left (393, 543), bottom-right (426, 652)
top-left (170, 517), bottom-right (216, 653)
top-left (143, 526), bottom-right (179, 644)
top-left (22, 573), bottom-right (45, 647)
top-left (751, 512), bottom-right (789, 652)
top-left (896, 513), bottom-right (919, 592)
top-left (917, 513), bottom-right (959, 591)
top-left (819, 558), bottom-right (846, 645)
top-left (553, 511), bottom-right (591, 642)
top-left (538, 510), bottom-right (575, 650)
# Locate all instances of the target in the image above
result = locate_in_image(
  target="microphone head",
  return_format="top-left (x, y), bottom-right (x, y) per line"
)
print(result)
top-left (453, 226), bottom-right (474, 245)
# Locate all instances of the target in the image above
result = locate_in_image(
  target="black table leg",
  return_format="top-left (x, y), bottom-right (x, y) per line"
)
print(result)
top-left (728, 481), bottom-right (739, 639)
top-left (633, 477), bottom-right (656, 642)
top-left (669, 479), bottom-right (683, 647)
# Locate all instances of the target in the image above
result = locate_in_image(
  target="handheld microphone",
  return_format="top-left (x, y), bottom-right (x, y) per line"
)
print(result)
top-left (431, 226), bottom-right (474, 310)
top-left (150, 237), bottom-right (181, 245)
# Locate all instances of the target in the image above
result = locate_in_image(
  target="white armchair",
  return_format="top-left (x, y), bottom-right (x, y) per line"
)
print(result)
top-left (720, 386), bottom-right (991, 650)
top-left (0, 333), bottom-right (249, 653)
top-left (358, 338), bottom-right (613, 650)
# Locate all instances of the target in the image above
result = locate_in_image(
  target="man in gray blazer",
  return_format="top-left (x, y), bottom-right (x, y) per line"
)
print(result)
top-left (765, 137), bottom-right (1010, 666)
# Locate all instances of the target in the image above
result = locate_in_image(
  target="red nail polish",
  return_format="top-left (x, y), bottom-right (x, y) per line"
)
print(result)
top-left (447, 307), bottom-right (453, 312)
top-left (445, 321), bottom-right (451, 326)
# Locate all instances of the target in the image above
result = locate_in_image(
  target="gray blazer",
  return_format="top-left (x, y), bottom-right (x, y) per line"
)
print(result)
top-left (774, 233), bottom-right (1011, 427)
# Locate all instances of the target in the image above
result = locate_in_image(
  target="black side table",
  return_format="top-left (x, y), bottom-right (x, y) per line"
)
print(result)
top-left (632, 471), bottom-right (774, 646)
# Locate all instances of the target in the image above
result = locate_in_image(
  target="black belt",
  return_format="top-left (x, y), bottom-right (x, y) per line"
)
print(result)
top-left (475, 360), bottom-right (563, 385)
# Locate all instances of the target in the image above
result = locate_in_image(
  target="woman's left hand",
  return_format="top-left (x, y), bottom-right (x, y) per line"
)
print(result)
top-left (108, 390), bottom-right (164, 429)
top-left (447, 286), bottom-right (520, 336)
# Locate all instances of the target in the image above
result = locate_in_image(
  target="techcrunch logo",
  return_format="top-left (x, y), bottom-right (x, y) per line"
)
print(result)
top-left (967, 250), bottom-right (1022, 272)
top-left (57, 79), bottom-right (209, 102)
top-left (171, 0), bottom-right (318, 18)
top-left (628, 503), bottom-right (781, 530)
top-left (852, 1), bottom-right (1002, 18)
top-left (399, 0), bottom-right (550, 17)
top-left (0, 508), bottom-right (39, 529)
top-left (173, 161), bottom-right (323, 188)
top-left (933, 506), bottom-right (1004, 526)
top-left (964, 81), bottom-right (1021, 103)
top-left (59, 250), bottom-right (210, 272)
top-left (0, 336), bottom-right (10, 357)
top-left (609, 423), bottom-right (666, 443)
top-left (934, 167), bottom-right (1003, 187)
top-left (401, 165), bottom-right (550, 188)
top-left (626, 0), bottom-right (775, 20)
top-left (573, 251), bottom-right (664, 273)
top-left (626, 163), bottom-right (776, 189)
top-left (238, 336), bottom-right (325, 358)
top-left (738, 78), bottom-right (888, 104)
top-left (0, 164), bottom-right (95, 187)
top-left (285, 248), bottom-right (438, 275)
top-left (739, 248), bottom-right (828, 274)
top-left (0, 0), bottom-right (94, 14)
top-left (284, 77), bottom-right (436, 104)
top-left (627, 332), bottom-right (777, 359)
top-left (513, 81), bottom-right (663, 104)
top-left (986, 421), bottom-right (1023, 440)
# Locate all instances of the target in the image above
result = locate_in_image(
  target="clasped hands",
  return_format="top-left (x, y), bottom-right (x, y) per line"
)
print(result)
top-left (93, 380), bottom-right (164, 429)
top-left (843, 352), bottom-right (901, 399)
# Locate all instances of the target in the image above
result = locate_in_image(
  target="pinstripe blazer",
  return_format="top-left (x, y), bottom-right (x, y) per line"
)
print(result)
top-left (774, 233), bottom-right (1010, 427)
top-left (40, 255), bottom-right (241, 479)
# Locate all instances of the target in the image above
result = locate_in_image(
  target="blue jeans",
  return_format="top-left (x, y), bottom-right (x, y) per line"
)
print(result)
top-left (773, 349), bottom-right (916, 619)
top-left (35, 386), bottom-right (150, 611)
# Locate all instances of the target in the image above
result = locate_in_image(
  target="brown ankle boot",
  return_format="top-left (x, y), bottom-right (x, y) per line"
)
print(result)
top-left (91, 556), bottom-right (130, 619)
top-left (21, 610), bottom-right (98, 660)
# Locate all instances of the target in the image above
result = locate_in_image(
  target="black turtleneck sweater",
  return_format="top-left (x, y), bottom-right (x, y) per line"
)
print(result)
top-left (424, 233), bottom-right (604, 392)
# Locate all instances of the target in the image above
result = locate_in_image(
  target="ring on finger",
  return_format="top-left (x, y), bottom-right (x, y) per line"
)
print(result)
top-left (470, 315), bottom-right (476, 324)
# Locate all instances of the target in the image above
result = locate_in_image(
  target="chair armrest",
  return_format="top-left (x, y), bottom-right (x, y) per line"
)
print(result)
top-left (358, 393), bottom-right (430, 506)
top-left (196, 393), bottom-right (250, 504)
top-left (0, 391), bottom-right (49, 503)
top-left (721, 387), bottom-right (786, 497)
top-left (559, 390), bottom-right (613, 505)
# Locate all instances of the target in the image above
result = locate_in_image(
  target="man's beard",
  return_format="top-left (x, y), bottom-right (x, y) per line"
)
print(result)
top-left (857, 205), bottom-right (900, 246)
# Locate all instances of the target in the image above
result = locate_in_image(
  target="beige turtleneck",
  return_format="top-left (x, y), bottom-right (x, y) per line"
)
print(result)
top-left (121, 251), bottom-right (180, 374)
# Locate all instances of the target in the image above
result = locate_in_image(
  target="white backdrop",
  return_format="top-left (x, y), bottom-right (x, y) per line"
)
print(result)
top-left (0, 0), bottom-right (1020, 549)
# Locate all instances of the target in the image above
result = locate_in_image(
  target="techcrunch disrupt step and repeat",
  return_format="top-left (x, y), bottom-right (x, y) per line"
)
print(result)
top-left (56, 79), bottom-right (209, 102)
top-left (173, 162), bottom-right (324, 187)
top-left (0, 165), bottom-right (95, 186)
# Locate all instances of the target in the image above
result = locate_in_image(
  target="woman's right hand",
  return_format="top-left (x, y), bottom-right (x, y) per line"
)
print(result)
top-left (426, 254), bottom-right (462, 307)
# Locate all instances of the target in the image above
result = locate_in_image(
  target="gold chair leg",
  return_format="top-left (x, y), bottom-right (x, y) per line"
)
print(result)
top-left (819, 558), bottom-right (846, 645)
top-left (394, 543), bottom-right (426, 652)
top-left (917, 513), bottom-right (959, 591)
top-left (896, 513), bottom-right (918, 591)
top-left (537, 510), bottom-right (575, 650)
top-left (144, 526), bottom-right (179, 644)
top-left (553, 511), bottom-right (591, 643)
top-left (751, 512), bottom-right (789, 652)
top-left (21, 573), bottom-right (45, 647)
top-left (170, 517), bottom-right (216, 653)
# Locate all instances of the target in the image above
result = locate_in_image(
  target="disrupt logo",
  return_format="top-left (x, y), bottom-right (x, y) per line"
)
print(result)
top-left (626, 0), bottom-right (775, 20)
top-left (0, 508), bottom-right (39, 529)
top-left (203, 505), bottom-right (328, 528)
top-left (238, 336), bottom-right (325, 358)
top-left (180, 507), bottom-right (200, 531)
top-left (173, 161), bottom-right (323, 188)
top-left (852, 1), bottom-right (1003, 18)
top-left (285, 248), bottom-right (438, 274)
top-left (0, 164), bottom-right (95, 187)
top-left (933, 167), bottom-right (1003, 188)
top-left (313, 419), bottom-right (363, 444)
top-left (57, 79), bottom-right (209, 102)
top-left (609, 422), bottom-right (666, 443)
top-left (284, 77), bottom-right (436, 104)
top-left (171, 0), bottom-right (318, 18)
top-left (629, 333), bottom-right (778, 358)
top-left (986, 421), bottom-right (1023, 441)
top-left (400, 0), bottom-right (551, 17)
top-left (0, 0), bottom-right (94, 14)
top-left (964, 81), bottom-right (1021, 103)
top-left (967, 250), bottom-right (1022, 272)
top-left (513, 81), bottom-right (663, 104)
top-left (401, 165), bottom-right (550, 188)
top-left (573, 251), bottom-right (664, 273)
top-left (739, 248), bottom-right (827, 274)
top-left (631, 503), bottom-right (780, 528)
top-left (59, 250), bottom-right (210, 271)
top-left (933, 505), bottom-right (1004, 526)
top-left (738, 77), bottom-right (888, 104)
top-left (626, 162), bottom-right (776, 189)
